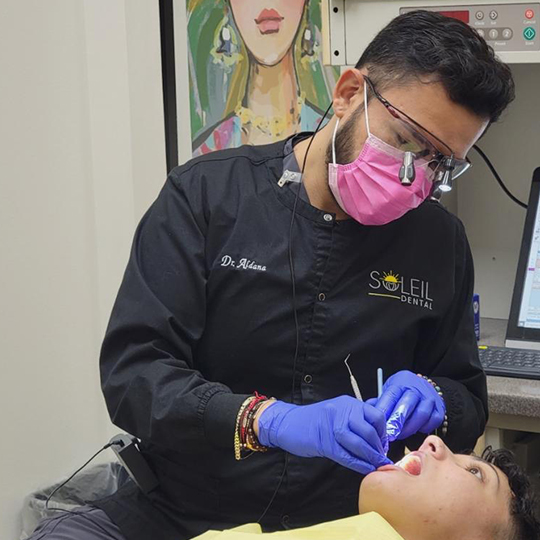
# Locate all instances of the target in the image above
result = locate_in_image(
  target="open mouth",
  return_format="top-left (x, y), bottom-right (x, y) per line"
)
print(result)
top-left (255, 8), bottom-right (284, 35)
top-left (395, 452), bottom-right (423, 476)
top-left (377, 452), bottom-right (423, 476)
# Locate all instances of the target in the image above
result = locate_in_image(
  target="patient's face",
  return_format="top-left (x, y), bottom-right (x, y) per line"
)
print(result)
top-left (359, 436), bottom-right (513, 540)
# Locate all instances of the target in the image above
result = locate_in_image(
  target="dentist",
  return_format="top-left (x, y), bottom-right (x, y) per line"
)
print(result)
top-left (28, 10), bottom-right (515, 540)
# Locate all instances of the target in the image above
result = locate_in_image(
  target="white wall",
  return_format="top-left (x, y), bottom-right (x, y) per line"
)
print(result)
top-left (457, 64), bottom-right (540, 320)
top-left (0, 1), bottom-right (167, 538)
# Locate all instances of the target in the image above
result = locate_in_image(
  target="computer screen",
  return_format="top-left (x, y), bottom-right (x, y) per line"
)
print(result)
top-left (507, 167), bottom-right (540, 347)
top-left (518, 196), bottom-right (540, 328)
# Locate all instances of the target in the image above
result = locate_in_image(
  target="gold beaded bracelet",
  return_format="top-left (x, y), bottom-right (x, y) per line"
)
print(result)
top-left (234, 394), bottom-right (273, 460)
top-left (234, 396), bottom-right (256, 461)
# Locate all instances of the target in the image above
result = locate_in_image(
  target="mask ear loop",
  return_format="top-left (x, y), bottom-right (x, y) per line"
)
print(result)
top-left (363, 81), bottom-right (371, 137)
top-left (332, 80), bottom-right (370, 166)
top-left (331, 118), bottom-right (340, 165)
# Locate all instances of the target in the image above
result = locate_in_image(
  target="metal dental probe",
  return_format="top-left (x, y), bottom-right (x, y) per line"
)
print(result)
top-left (344, 354), bottom-right (363, 401)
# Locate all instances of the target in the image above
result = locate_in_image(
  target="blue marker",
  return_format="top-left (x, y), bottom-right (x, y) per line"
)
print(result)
top-left (377, 368), bottom-right (391, 456)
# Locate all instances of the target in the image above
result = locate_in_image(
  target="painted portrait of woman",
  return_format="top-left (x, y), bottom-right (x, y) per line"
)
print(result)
top-left (187, 0), bottom-right (340, 155)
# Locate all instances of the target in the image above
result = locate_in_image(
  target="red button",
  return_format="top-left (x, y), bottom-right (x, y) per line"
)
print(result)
top-left (526, 9), bottom-right (535, 19)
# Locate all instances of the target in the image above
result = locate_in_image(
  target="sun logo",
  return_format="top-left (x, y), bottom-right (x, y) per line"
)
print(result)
top-left (382, 271), bottom-right (401, 292)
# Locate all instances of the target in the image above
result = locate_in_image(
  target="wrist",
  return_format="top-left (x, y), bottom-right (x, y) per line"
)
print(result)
top-left (234, 393), bottom-right (273, 460)
top-left (253, 399), bottom-right (277, 438)
top-left (417, 374), bottom-right (448, 436)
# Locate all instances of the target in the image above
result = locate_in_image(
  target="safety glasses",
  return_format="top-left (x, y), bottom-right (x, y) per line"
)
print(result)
top-left (363, 76), bottom-right (472, 184)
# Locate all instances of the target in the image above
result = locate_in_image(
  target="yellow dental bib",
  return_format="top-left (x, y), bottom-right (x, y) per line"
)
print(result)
top-left (194, 512), bottom-right (404, 540)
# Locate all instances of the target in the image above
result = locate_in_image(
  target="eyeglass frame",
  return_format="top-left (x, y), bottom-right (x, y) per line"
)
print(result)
top-left (362, 76), bottom-right (472, 180)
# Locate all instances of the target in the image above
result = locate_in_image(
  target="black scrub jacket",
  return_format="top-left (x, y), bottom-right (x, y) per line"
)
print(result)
top-left (94, 134), bottom-right (488, 540)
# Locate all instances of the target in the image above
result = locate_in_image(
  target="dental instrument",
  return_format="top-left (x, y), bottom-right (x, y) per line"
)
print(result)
top-left (344, 354), bottom-right (363, 401)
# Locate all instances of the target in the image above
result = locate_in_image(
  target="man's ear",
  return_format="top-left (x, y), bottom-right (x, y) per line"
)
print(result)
top-left (332, 68), bottom-right (366, 119)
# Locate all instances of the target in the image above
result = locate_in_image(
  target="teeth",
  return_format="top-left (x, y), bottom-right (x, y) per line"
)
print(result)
top-left (396, 454), bottom-right (422, 475)
top-left (395, 453), bottom-right (413, 468)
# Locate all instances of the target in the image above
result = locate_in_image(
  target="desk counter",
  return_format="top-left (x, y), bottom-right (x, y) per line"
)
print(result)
top-left (482, 318), bottom-right (540, 435)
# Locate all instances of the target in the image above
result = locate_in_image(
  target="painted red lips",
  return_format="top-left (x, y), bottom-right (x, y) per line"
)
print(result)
top-left (255, 8), bottom-right (284, 35)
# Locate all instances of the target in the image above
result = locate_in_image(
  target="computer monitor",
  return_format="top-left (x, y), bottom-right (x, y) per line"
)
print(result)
top-left (506, 167), bottom-right (540, 349)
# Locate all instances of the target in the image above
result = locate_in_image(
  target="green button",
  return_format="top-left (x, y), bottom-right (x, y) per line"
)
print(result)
top-left (524, 27), bottom-right (536, 40)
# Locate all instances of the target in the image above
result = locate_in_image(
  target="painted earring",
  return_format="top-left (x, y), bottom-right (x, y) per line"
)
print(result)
top-left (211, 14), bottom-right (240, 69)
top-left (216, 17), bottom-right (236, 57)
top-left (210, 13), bottom-right (241, 69)
top-left (301, 26), bottom-right (316, 57)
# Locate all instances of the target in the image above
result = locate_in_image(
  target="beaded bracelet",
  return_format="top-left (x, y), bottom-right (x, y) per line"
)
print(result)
top-left (417, 374), bottom-right (449, 437)
top-left (245, 399), bottom-right (273, 452)
top-left (240, 393), bottom-right (266, 449)
top-left (234, 392), bottom-right (271, 460)
top-left (234, 396), bottom-right (256, 460)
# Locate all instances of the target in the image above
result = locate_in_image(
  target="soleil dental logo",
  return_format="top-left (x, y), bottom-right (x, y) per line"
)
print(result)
top-left (368, 270), bottom-right (434, 310)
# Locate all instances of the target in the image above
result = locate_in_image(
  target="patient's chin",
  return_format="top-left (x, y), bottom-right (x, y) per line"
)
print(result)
top-left (358, 468), bottom-right (414, 516)
top-left (358, 470), bottom-right (389, 513)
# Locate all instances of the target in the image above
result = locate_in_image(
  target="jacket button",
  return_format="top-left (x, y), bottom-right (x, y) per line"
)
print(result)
top-left (318, 293), bottom-right (326, 301)
top-left (304, 374), bottom-right (313, 384)
top-left (281, 515), bottom-right (290, 526)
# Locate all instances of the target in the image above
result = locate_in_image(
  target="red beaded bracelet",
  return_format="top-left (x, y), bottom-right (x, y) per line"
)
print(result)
top-left (234, 392), bottom-right (270, 460)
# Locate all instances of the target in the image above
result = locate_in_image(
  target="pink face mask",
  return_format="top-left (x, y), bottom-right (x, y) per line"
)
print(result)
top-left (328, 84), bottom-right (432, 226)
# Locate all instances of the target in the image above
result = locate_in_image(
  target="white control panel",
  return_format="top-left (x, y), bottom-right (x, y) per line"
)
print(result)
top-left (324, 0), bottom-right (540, 64)
top-left (400, 4), bottom-right (539, 52)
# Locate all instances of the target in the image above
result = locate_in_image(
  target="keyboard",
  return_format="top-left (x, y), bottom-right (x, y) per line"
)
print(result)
top-left (479, 345), bottom-right (540, 380)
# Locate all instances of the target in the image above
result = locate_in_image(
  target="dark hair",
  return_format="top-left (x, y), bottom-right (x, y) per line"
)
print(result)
top-left (355, 10), bottom-right (515, 123)
top-left (481, 446), bottom-right (540, 540)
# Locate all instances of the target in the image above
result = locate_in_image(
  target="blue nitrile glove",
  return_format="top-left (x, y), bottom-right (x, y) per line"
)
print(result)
top-left (370, 370), bottom-right (446, 442)
top-left (257, 396), bottom-right (392, 474)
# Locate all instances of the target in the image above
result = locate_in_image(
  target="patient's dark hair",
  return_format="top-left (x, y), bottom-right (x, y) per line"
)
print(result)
top-left (481, 447), bottom-right (540, 540)
top-left (355, 10), bottom-right (515, 124)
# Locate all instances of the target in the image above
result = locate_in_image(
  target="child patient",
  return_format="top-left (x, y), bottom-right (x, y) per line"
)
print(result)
top-left (196, 436), bottom-right (540, 540)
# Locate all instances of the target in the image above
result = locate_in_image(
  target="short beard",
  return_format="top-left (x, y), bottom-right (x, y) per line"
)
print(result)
top-left (325, 103), bottom-right (365, 169)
